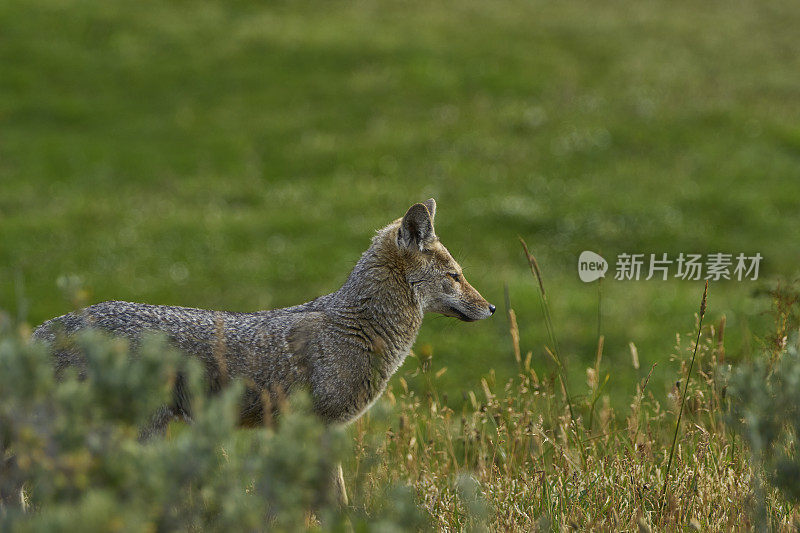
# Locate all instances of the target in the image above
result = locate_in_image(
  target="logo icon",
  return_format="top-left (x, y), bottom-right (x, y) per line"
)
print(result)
top-left (578, 251), bottom-right (608, 282)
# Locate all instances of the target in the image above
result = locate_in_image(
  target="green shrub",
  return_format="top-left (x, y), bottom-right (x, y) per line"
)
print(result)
top-left (0, 321), bottom-right (425, 531)
top-left (729, 334), bottom-right (800, 512)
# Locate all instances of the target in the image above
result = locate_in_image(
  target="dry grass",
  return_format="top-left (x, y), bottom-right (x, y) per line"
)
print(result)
top-left (348, 328), bottom-right (795, 530)
top-left (344, 264), bottom-right (800, 531)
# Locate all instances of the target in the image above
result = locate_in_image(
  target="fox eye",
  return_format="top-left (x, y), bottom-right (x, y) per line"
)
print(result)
top-left (447, 272), bottom-right (461, 282)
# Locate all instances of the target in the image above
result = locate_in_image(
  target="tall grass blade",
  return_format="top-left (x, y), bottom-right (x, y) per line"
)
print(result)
top-left (660, 280), bottom-right (709, 519)
top-left (519, 237), bottom-right (583, 462)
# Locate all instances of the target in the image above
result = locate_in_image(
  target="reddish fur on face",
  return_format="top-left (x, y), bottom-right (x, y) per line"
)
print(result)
top-left (374, 206), bottom-right (493, 323)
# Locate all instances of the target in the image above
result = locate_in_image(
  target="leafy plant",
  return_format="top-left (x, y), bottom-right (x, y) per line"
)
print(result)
top-left (0, 325), bottom-right (425, 531)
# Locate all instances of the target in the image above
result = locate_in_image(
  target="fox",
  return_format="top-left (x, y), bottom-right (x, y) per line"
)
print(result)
top-left (32, 198), bottom-right (495, 434)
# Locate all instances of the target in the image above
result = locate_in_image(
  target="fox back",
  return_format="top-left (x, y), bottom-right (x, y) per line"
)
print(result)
top-left (32, 199), bottom-right (495, 428)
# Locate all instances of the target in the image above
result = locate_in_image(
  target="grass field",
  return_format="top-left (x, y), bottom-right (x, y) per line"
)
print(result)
top-left (2, 0), bottom-right (800, 408)
top-left (2, 2), bottom-right (800, 528)
top-left (3, 282), bottom-right (799, 529)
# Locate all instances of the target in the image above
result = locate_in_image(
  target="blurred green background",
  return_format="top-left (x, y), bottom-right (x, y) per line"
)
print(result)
top-left (2, 0), bottom-right (798, 405)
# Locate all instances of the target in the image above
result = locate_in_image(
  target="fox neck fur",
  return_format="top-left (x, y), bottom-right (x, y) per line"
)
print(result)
top-left (334, 224), bottom-right (425, 364)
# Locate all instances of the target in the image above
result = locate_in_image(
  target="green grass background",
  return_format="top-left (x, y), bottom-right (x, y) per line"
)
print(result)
top-left (2, 0), bottom-right (799, 405)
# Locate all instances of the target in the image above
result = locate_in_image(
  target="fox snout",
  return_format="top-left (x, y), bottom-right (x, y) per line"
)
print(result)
top-left (449, 283), bottom-right (496, 322)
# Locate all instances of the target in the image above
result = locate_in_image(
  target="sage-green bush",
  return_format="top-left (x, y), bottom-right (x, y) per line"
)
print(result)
top-left (0, 318), bottom-right (426, 531)
top-left (729, 334), bottom-right (800, 505)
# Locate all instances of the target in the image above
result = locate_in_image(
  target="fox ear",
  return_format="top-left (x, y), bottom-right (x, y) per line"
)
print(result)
top-left (398, 202), bottom-right (435, 251)
top-left (422, 198), bottom-right (436, 223)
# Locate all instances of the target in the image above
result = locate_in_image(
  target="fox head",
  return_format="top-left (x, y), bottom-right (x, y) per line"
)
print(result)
top-left (384, 198), bottom-right (495, 322)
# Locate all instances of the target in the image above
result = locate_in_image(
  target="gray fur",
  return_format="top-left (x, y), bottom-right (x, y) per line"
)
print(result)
top-left (32, 199), bottom-right (494, 430)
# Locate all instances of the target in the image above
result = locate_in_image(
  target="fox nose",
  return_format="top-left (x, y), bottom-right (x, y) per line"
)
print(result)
top-left (488, 304), bottom-right (496, 315)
